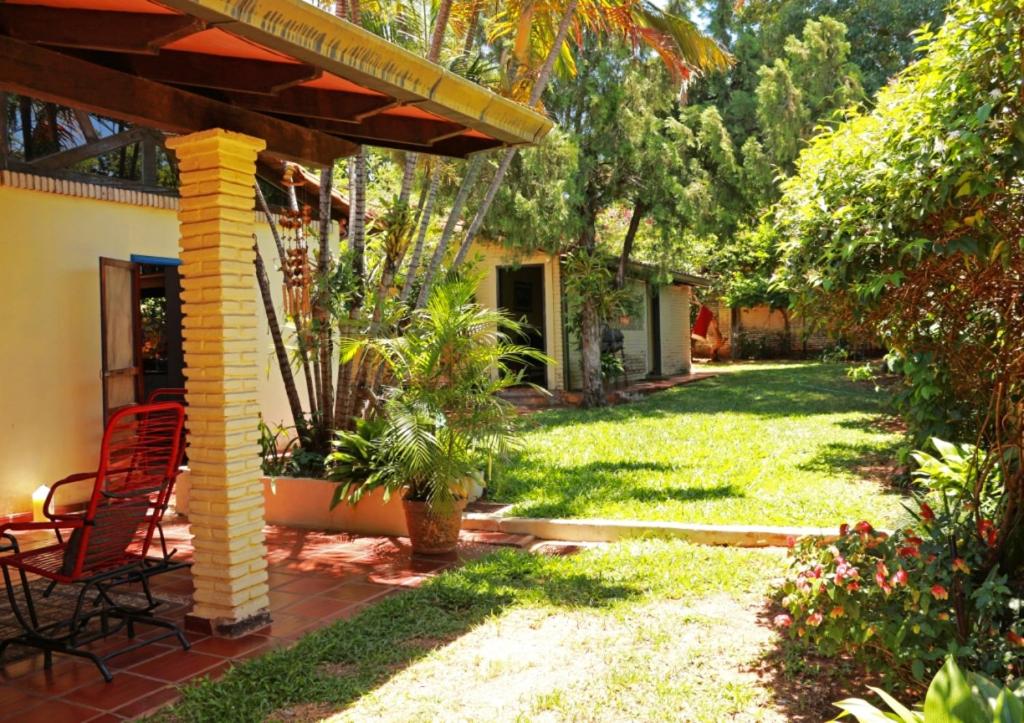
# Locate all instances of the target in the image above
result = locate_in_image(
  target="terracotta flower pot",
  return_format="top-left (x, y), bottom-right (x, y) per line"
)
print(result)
top-left (401, 497), bottom-right (467, 555)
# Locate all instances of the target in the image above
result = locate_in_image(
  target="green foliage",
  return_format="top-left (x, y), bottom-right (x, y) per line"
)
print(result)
top-left (561, 249), bottom-right (637, 337)
top-left (833, 656), bottom-right (1024, 722)
top-left (779, 439), bottom-right (1022, 685)
top-left (600, 352), bottom-right (625, 383)
top-left (327, 277), bottom-right (550, 508)
top-left (770, 0), bottom-right (1024, 456)
top-left (258, 416), bottom-right (324, 478)
top-left (733, 0), bottom-right (944, 96)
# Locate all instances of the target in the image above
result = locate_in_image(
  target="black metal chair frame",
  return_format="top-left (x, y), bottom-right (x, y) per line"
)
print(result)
top-left (0, 533), bottom-right (189, 682)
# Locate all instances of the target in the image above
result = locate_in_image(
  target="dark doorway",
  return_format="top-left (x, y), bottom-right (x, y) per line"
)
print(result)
top-left (137, 259), bottom-right (185, 401)
top-left (497, 265), bottom-right (547, 387)
top-left (648, 288), bottom-right (663, 378)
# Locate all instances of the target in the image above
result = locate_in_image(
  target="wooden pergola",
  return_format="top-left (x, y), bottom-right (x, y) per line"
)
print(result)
top-left (0, 0), bottom-right (551, 637)
top-left (0, 0), bottom-right (551, 164)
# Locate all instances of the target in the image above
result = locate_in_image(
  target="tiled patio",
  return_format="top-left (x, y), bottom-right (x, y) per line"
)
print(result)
top-left (0, 521), bottom-right (533, 721)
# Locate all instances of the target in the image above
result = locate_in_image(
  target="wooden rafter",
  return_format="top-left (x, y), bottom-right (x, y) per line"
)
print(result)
top-left (305, 115), bottom-right (466, 147)
top-left (0, 38), bottom-right (356, 164)
top-left (27, 127), bottom-right (147, 171)
top-left (225, 88), bottom-right (397, 123)
top-left (0, 7), bottom-right (205, 55)
top-left (126, 52), bottom-right (320, 95)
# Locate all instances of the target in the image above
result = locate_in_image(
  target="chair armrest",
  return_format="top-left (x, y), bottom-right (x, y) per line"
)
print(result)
top-left (44, 472), bottom-right (96, 520)
top-left (0, 519), bottom-right (84, 536)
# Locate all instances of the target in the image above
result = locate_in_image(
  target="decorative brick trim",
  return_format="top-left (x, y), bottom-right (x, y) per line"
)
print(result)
top-left (0, 170), bottom-right (180, 210)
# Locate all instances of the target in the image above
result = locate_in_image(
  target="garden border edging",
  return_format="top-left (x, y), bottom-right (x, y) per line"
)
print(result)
top-left (462, 511), bottom-right (839, 547)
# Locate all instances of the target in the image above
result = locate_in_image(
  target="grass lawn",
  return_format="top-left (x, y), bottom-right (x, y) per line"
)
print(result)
top-left (158, 541), bottom-right (807, 722)
top-left (490, 361), bottom-right (907, 527)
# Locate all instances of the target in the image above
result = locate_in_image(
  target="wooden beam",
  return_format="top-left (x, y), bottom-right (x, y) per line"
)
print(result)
top-left (306, 114), bottom-right (466, 148)
top-left (226, 87), bottom-right (396, 122)
top-left (128, 52), bottom-right (319, 95)
top-left (0, 7), bottom-right (204, 54)
top-left (73, 109), bottom-right (99, 142)
top-left (0, 38), bottom-right (356, 164)
top-left (28, 127), bottom-right (147, 171)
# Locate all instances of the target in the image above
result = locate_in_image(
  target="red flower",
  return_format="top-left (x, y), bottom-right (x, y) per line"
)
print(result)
top-left (829, 606), bottom-right (845, 619)
top-left (1007, 631), bottom-right (1024, 647)
top-left (773, 614), bottom-right (793, 628)
top-left (874, 561), bottom-right (889, 586)
top-left (839, 523), bottom-right (850, 536)
top-left (977, 519), bottom-right (998, 548)
top-left (919, 503), bottom-right (935, 521)
top-left (855, 520), bottom-right (873, 534)
top-left (807, 612), bottom-right (823, 627)
top-left (846, 581), bottom-right (861, 592)
top-left (875, 561), bottom-right (892, 594)
top-left (931, 584), bottom-right (949, 600)
top-left (953, 558), bottom-right (971, 574)
top-left (892, 568), bottom-right (909, 586)
top-left (898, 546), bottom-right (921, 558)
top-left (785, 535), bottom-right (796, 548)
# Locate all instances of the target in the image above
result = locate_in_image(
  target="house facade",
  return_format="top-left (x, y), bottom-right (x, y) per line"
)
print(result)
top-left (469, 242), bottom-right (700, 393)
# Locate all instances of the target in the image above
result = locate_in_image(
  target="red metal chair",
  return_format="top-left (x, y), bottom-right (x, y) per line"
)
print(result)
top-left (145, 387), bottom-right (188, 561)
top-left (0, 402), bottom-right (189, 681)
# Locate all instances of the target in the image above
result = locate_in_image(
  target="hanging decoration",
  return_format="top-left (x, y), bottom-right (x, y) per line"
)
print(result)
top-left (279, 166), bottom-right (315, 321)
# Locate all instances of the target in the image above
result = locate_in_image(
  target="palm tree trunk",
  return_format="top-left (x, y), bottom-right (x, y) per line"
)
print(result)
top-left (415, 153), bottom-right (484, 307)
top-left (400, 164), bottom-right (441, 302)
top-left (451, 0), bottom-right (580, 268)
top-left (316, 165), bottom-right (335, 435)
top-left (349, 147), bottom-right (367, 302)
top-left (253, 239), bottom-right (308, 439)
top-left (396, 0), bottom-right (451, 207)
top-left (462, 0), bottom-right (481, 56)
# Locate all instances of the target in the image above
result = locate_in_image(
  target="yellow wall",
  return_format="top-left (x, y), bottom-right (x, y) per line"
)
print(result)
top-left (467, 242), bottom-right (565, 391)
top-left (0, 182), bottom-right (310, 516)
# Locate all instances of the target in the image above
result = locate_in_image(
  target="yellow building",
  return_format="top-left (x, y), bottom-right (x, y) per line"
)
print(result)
top-left (469, 243), bottom-right (704, 392)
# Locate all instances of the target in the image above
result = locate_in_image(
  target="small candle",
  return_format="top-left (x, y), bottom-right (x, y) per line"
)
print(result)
top-left (31, 485), bottom-right (49, 522)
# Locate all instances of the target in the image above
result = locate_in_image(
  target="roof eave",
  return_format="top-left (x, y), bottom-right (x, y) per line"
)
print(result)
top-left (158, 0), bottom-right (554, 147)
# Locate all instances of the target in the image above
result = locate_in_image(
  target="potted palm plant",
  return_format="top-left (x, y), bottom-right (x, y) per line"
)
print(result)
top-left (326, 276), bottom-right (549, 554)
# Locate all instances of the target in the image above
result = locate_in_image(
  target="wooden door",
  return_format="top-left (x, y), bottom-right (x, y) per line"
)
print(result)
top-left (99, 257), bottom-right (142, 421)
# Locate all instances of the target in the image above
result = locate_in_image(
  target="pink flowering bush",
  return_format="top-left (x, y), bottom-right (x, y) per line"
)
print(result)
top-left (778, 440), bottom-right (1022, 684)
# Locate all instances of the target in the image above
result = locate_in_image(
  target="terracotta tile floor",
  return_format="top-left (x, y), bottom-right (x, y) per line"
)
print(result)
top-left (0, 521), bottom-right (532, 721)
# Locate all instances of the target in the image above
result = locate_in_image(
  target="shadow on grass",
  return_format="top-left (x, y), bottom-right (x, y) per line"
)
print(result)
top-left (488, 456), bottom-right (741, 519)
top-left (162, 550), bottom-right (644, 723)
top-left (799, 439), bottom-right (905, 487)
top-left (520, 363), bottom-right (890, 434)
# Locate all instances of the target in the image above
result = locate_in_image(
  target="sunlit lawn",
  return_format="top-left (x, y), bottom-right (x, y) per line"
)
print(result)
top-left (491, 362), bottom-right (907, 528)
top-left (159, 541), bottom-right (791, 722)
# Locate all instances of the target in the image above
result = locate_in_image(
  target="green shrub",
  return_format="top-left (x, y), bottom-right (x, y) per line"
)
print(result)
top-left (834, 656), bottom-right (1024, 722)
top-left (777, 439), bottom-right (1023, 684)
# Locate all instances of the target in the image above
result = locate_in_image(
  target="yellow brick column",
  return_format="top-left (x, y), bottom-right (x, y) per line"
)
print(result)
top-left (165, 129), bottom-right (270, 636)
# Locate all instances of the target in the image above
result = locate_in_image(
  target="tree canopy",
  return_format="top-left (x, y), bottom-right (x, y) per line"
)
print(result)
top-left (768, 0), bottom-right (1022, 552)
